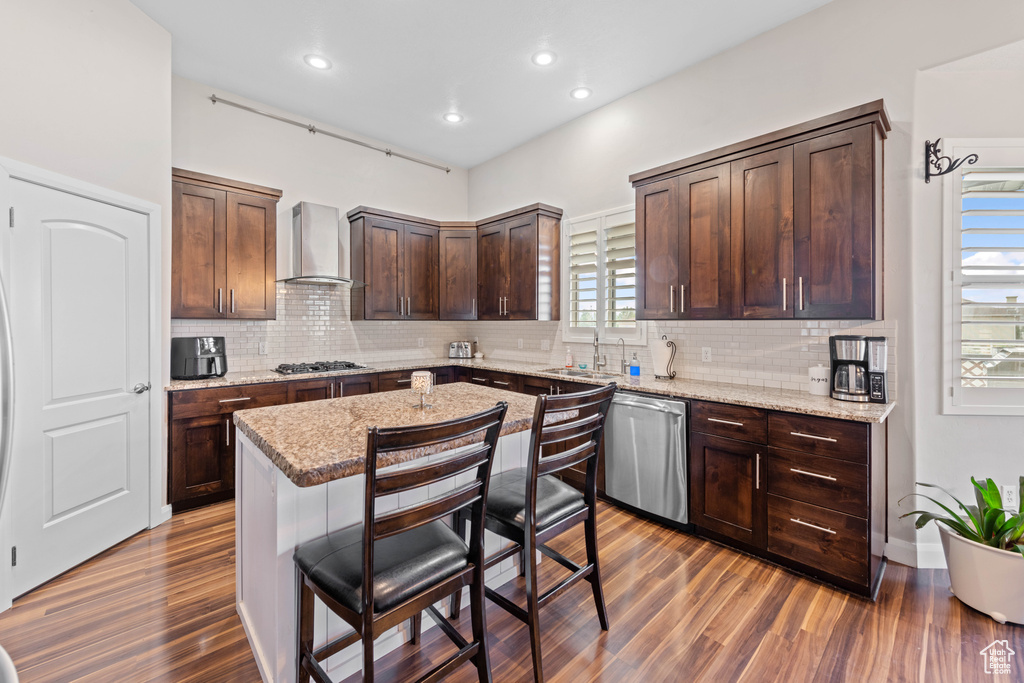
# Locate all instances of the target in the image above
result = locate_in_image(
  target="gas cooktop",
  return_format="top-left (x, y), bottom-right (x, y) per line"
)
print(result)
top-left (272, 361), bottom-right (368, 375)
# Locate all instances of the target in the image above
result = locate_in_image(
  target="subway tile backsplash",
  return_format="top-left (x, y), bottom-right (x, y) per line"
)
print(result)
top-left (171, 284), bottom-right (896, 398)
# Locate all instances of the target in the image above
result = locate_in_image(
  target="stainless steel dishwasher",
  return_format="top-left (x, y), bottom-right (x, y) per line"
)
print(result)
top-left (604, 391), bottom-right (689, 528)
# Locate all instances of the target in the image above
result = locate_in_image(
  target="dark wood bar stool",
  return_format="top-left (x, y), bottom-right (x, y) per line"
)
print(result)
top-left (480, 384), bottom-right (615, 683)
top-left (293, 402), bottom-right (508, 683)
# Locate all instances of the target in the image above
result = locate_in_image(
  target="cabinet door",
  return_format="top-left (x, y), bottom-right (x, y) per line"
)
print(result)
top-left (364, 217), bottom-right (405, 320)
top-left (794, 125), bottom-right (875, 319)
top-left (172, 182), bottom-right (226, 318)
top-left (403, 224), bottom-right (439, 320)
top-left (507, 215), bottom-right (538, 319)
top-left (680, 164), bottom-right (732, 319)
top-left (477, 223), bottom-right (507, 320)
top-left (635, 177), bottom-right (680, 319)
top-left (339, 373), bottom-right (378, 396)
top-left (689, 432), bottom-right (766, 547)
top-left (170, 414), bottom-right (233, 505)
top-left (731, 147), bottom-right (794, 319)
top-left (439, 230), bottom-right (478, 320)
top-left (430, 367), bottom-right (454, 385)
top-left (225, 193), bottom-right (277, 319)
top-left (520, 375), bottom-right (556, 396)
top-left (287, 378), bottom-right (333, 403)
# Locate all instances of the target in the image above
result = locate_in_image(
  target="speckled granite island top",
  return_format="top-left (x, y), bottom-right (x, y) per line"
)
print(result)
top-left (233, 382), bottom-right (558, 488)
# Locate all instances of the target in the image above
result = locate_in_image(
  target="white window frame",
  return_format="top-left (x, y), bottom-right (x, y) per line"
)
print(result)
top-left (942, 138), bottom-right (1024, 415)
top-left (562, 205), bottom-right (647, 345)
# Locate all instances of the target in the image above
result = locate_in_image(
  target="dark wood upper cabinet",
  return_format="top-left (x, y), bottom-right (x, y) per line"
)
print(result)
top-left (477, 204), bottom-right (561, 321)
top-left (635, 177), bottom-right (679, 319)
top-left (793, 124), bottom-right (880, 319)
top-left (439, 229), bottom-right (478, 320)
top-left (171, 169), bottom-right (280, 320)
top-left (731, 147), bottom-right (795, 319)
top-left (348, 208), bottom-right (439, 320)
top-left (631, 101), bottom-right (888, 321)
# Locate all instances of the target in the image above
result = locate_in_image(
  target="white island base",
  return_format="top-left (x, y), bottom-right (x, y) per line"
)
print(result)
top-left (235, 428), bottom-right (532, 683)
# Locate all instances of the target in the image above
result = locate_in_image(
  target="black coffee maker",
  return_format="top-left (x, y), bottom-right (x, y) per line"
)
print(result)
top-left (171, 336), bottom-right (228, 380)
top-left (829, 335), bottom-right (888, 403)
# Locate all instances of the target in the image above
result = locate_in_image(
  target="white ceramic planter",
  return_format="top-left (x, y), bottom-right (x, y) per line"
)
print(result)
top-left (939, 526), bottom-right (1024, 625)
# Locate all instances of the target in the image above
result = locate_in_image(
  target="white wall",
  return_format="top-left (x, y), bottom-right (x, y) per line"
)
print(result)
top-left (466, 0), bottom-right (1024, 564)
top-left (0, 0), bottom-right (172, 507)
top-left (909, 66), bottom-right (1024, 566)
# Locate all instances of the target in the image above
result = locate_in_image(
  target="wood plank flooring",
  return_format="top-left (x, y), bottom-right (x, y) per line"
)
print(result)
top-left (0, 500), bottom-right (1019, 682)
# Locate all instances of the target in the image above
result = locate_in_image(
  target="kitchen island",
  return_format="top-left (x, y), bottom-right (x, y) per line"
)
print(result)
top-left (232, 383), bottom-right (561, 683)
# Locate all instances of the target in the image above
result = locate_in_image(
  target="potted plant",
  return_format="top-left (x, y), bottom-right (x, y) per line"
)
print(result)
top-left (901, 476), bottom-right (1024, 625)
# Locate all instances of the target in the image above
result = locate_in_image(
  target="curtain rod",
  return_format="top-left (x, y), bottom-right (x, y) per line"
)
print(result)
top-left (209, 94), bottom-right (451, 174)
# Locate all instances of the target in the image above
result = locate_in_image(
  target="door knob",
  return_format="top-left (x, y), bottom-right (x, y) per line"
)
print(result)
top-left (132, 382), bottom-right (151, 394)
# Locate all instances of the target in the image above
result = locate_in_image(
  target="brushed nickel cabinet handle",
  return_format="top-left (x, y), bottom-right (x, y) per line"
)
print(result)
top-left (708, 417), bottom-right (744, 427)
top-left (330, 383), bottom-right (334, 398)
top-left (755, 453), bottom-right (760, 490)
top-left (798, 276), bottom-right (804, 311)
top-left (790, 467), bottom-right (836, 481)
top-left (472, 298), bottom-right (476, 316)
top-left (218, 288), bottom-right (223, 313)
top-left (493, 380), bottom-right (510, 386)
top-left (400, 296), bottom-right (404, 316)
top-left (230, 289), bottom-right (236, 313)
top-left (790, 517), bottom-right (836, 535)
top-left (790, 431), bottom-right (838, 443)
top-left (681, 284), bottom-right (685, 313)
top-left (225, 419), bottom-right (231, 447)
top-left (782, 278), bottom-right (787, 311)
top-left (218, 397), bottom-right (252, 403)
top-left (395, 379), bottom-right (412, 384)
top-left (407, 297), bottom-right (411, 316)
top-left (669, 285), bottom-right (674, 313)
top-left (471, 377), bottom-right (487, 383)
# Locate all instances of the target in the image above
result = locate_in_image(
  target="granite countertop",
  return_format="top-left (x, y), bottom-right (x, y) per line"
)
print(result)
top-left (172, 357), bottom-right (894, 424)
top-left (233, 382), bottom-right (566, 488)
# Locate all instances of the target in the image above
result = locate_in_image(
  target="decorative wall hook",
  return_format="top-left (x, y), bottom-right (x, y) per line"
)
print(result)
top-left (925, 139), bottom-right (979, 183)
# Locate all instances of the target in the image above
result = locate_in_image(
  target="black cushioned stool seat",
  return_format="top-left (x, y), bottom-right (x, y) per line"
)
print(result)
top-left (294, 520), bottom-right (469, 614)
top-left (485, 468), bottom-right (585, 532)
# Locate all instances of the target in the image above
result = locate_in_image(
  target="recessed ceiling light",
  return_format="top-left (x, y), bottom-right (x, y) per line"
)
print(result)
top-left (303, 54), bottom-right (332, 70)
top-left (443, 112), bottom-right (464, 123)
top-left (531, 51), bottom-right (557, 66)
top-left (570, 87), bottom-right (592, 100)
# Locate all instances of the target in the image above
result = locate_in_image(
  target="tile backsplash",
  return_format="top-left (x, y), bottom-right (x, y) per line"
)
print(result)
top-left (172, 283), bottom-right (897, 398)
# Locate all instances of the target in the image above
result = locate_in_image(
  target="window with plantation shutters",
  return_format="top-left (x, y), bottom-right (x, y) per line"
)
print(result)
top-left (565, 207), bottom-right (644, 343)
top-left (944, 141), bottom-right (1024, 414)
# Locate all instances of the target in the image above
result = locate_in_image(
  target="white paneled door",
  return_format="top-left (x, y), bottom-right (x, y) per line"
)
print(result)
top-left (8, 178), bottom-right (150, 597)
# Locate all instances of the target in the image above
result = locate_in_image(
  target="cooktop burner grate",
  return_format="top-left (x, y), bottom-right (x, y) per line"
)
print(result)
top-left (272, 361), bottom-right (367, 375)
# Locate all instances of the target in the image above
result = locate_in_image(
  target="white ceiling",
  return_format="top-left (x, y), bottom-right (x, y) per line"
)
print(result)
top-left (131, 0), bottom-right (833, 168)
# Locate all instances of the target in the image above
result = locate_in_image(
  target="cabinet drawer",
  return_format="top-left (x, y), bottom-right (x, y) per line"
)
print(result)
top-left (377, 370), bottom-right (416, 392)
top-left (767, 448), bottom-right (867, 517)
top-left (767, 495), bottom-right (868, 585)
top-left (768, 412), bottom-right (868, 463)
top-left (170, 383), bottom-right (289, 419)
top-left (691, 401), bottom-right (767, 444)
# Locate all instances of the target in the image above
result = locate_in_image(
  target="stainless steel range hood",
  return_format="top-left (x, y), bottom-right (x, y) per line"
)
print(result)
top-left (279, 202), bottom-right (365, 286)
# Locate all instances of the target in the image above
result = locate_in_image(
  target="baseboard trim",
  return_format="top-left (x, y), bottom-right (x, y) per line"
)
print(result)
top-left (885, 538), bottom-right (919, 567)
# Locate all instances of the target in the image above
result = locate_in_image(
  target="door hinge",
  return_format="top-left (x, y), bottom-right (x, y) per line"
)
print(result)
top-left (11, 546), bottom-right (15, 567)
top-left (8, 207), bottom-right (12, 228)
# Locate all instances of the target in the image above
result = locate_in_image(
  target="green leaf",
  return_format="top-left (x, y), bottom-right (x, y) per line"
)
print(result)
top-left (900, 503), bottom-right (979, 542)
top-left (972, 476), bottom-right (1003, 512)
top-left (982, 507), bottom-right (1006, 544)
top-left (1019, 476), bottom-right (1024, 516)
top-left (1014, 544), bottom-right (1024, 559)
top-left (915, 482), bottom-right (982, 531)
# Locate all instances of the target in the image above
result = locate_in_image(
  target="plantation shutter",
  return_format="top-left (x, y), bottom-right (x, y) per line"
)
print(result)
top-left (604, 221), bottom-right (636, 328)
top-left (569, 225), bottom-right (599, 328)
top-left (958, 169), bottom-right (1024, 390)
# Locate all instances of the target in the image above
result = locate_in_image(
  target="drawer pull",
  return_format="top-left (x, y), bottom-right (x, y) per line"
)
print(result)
top-left (708, 417), bottom-right (744, 427)
top-left (218, 397), bottom-right (252, 403)
top-left (790, 517), bottom-right (836, 535)
top-left (471, 377), bottom-right (488, 383)
top-left (790, 467), bottom-right (837, 482)
top-left (790, 431), bottom-right (837, 443)
top-left (225, 419), bottom-right (231, 447)
top-left (755, 453), bottom-right (760, 490)
top-left (395, 379), bottom-right (412, 384)
top-left (493, 380), bottom-right (510, 386)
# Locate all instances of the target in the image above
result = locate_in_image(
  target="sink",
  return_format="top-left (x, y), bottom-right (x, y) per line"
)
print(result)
top-left (540, 368), bottom-right (620, 380)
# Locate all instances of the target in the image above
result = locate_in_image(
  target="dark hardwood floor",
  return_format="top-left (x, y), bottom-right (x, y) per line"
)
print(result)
top-left (0, 500), bottom-right (1019, 682)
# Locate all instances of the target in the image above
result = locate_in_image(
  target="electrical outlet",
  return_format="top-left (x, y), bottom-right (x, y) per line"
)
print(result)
top-left (702, 347), bottom-right (712, 363)
top-left (417, 337), bottom-right (424, 348)
top-left (541, 339), bottom-right (550, 351)
top-left (258, 342), bottom-right (267, 355)
top-left (1002, 485), bottom-right (1019, 511)
top-left (518, 338), bottom-right (524, 349)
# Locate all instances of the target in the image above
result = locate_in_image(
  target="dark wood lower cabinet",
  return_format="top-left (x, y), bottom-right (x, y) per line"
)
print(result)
top-left (688, 399), bottom-right (885, 598)
top-left (170, 414), bottom-right (234, 512)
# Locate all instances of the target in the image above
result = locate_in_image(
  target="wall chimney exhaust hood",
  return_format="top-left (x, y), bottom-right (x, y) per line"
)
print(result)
top-left (279, 202), bottom-right (365, 286)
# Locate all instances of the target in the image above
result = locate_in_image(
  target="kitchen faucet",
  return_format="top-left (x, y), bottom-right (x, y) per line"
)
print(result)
top-left (617, 338), bottom-right (628, 374)
top-left (592, 331), bottom-right (606, 372)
